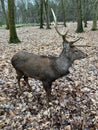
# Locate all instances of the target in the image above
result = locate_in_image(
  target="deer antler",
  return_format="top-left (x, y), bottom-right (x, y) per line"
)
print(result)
top-left (51, 8), bottom-right (68, 37)
top-left (51, 8), bottom-right (81, 45)
top-left (68, 37), bottom-right (81, 45)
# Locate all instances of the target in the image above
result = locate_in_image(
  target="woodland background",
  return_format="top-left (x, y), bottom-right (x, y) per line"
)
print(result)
top-left (0, 0), bottom-right (98, 130)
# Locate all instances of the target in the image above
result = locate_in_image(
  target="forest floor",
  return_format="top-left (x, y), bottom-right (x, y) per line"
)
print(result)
top-left (0, 22), bottom-right (98, 130)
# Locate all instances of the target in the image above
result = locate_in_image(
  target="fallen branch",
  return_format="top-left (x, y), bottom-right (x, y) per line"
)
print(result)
top-left (73, 45), bottom-right (98, 47)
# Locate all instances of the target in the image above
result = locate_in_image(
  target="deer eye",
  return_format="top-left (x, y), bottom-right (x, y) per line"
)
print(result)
top-left (70, 46), bottom-right (74, 48)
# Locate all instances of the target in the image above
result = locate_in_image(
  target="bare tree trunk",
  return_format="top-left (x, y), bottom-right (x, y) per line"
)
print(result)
top-left (44, 0), bottom-right (51, 29)
top-left (92, 0), bottom-right (98, 30)
top-left (76, 0), bottom-right (84, 33)
top-left (40, 0), bottom-right (44, 28)
top-left (61, 0), bottom-right (66, 27)
top-left (8, 0), bottom-right (20, 43)
top-left (83, 0), bottom-right (88, 27)
top-left (0, 0), bottom-right (9, 29)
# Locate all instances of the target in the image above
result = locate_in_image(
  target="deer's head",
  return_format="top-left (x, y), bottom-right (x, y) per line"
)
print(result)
top-left (51, 9), bottom-right (87, 62)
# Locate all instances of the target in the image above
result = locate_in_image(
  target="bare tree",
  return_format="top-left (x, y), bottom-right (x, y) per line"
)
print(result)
top-left (40, 0), bottom-right (44, 28)
top-left (0, 0), bottom-right (9, 29)
top-left (17, 0), bottom-right (27, 24)
top-left (92, 0), bottom-right (98, 30)
top-left (61, 0), bottom-right (66, 27)
top-left (83, 0), bottom-right (88, 27)
top-left (44, 0), bottom-right (51, 29)
top-left (76, 0), bottom-right (84, 32)
top-left (8, 0), bottom-right (20, 43)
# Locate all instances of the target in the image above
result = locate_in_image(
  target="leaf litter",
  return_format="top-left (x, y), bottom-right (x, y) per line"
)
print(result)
top-left (0, 22), bottom-right (98, 130)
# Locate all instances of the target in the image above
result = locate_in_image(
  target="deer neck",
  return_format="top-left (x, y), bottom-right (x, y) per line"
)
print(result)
top-left (55, 47), bottom-right (72, 76)
top-left (59, 47), bottom-right (71, 60)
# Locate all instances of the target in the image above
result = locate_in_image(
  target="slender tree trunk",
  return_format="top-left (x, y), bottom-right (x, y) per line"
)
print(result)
top-left (44, 0), bottom-right (51, 29)
top-left (40, 0), bottom-right (44, 28)
top-left (61, 0), bottom-right (66, 27)
top-left (8, 0), bottom-right (20, 43)
top-left (76, 0), bottom-right (84, 33)
top-left (0, 0), bottom-right (9, 29)
top-left (83, 0), bottom-right (88, 27)
top-left (92, 0), bottom-right (98, 31)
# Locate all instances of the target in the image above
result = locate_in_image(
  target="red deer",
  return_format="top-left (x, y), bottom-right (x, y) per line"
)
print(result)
top-left (11, 9), bottom-right (86, 104)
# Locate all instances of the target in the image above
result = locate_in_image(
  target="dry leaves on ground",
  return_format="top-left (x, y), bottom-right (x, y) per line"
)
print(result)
top-left (0, 22), bottom-right (98, 130)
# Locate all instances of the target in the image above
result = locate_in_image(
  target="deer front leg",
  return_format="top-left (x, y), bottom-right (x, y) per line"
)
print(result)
top-left (42, 81), bottom-right (52, 104)
top-left (16, 70), bottom-right (23, 91)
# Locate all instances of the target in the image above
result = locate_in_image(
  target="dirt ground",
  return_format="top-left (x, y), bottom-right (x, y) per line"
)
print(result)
top-left (0, 22), bottom-right (98, 129)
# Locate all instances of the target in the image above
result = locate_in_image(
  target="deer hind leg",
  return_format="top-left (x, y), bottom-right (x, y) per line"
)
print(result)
top-left (24, 76), bottom-right (32, 91)
top-left (16, 70), bottom-right (23, 91)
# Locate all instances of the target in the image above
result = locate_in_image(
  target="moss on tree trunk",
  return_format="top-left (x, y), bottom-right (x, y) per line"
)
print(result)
top-left (8, 0), bottom-right (20, 43)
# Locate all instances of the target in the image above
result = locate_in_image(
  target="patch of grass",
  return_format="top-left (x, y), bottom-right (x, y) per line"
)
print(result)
top-left (0, 23), bottom-right (40, 29)
top-left (16, 24), bottom-right (32, 28)
top-left (0, 24), bottom-right (6, 29)
top-left (16, 23), bottom-right (40, 27)
top-left (91, 28), bottom-right (98, 31)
